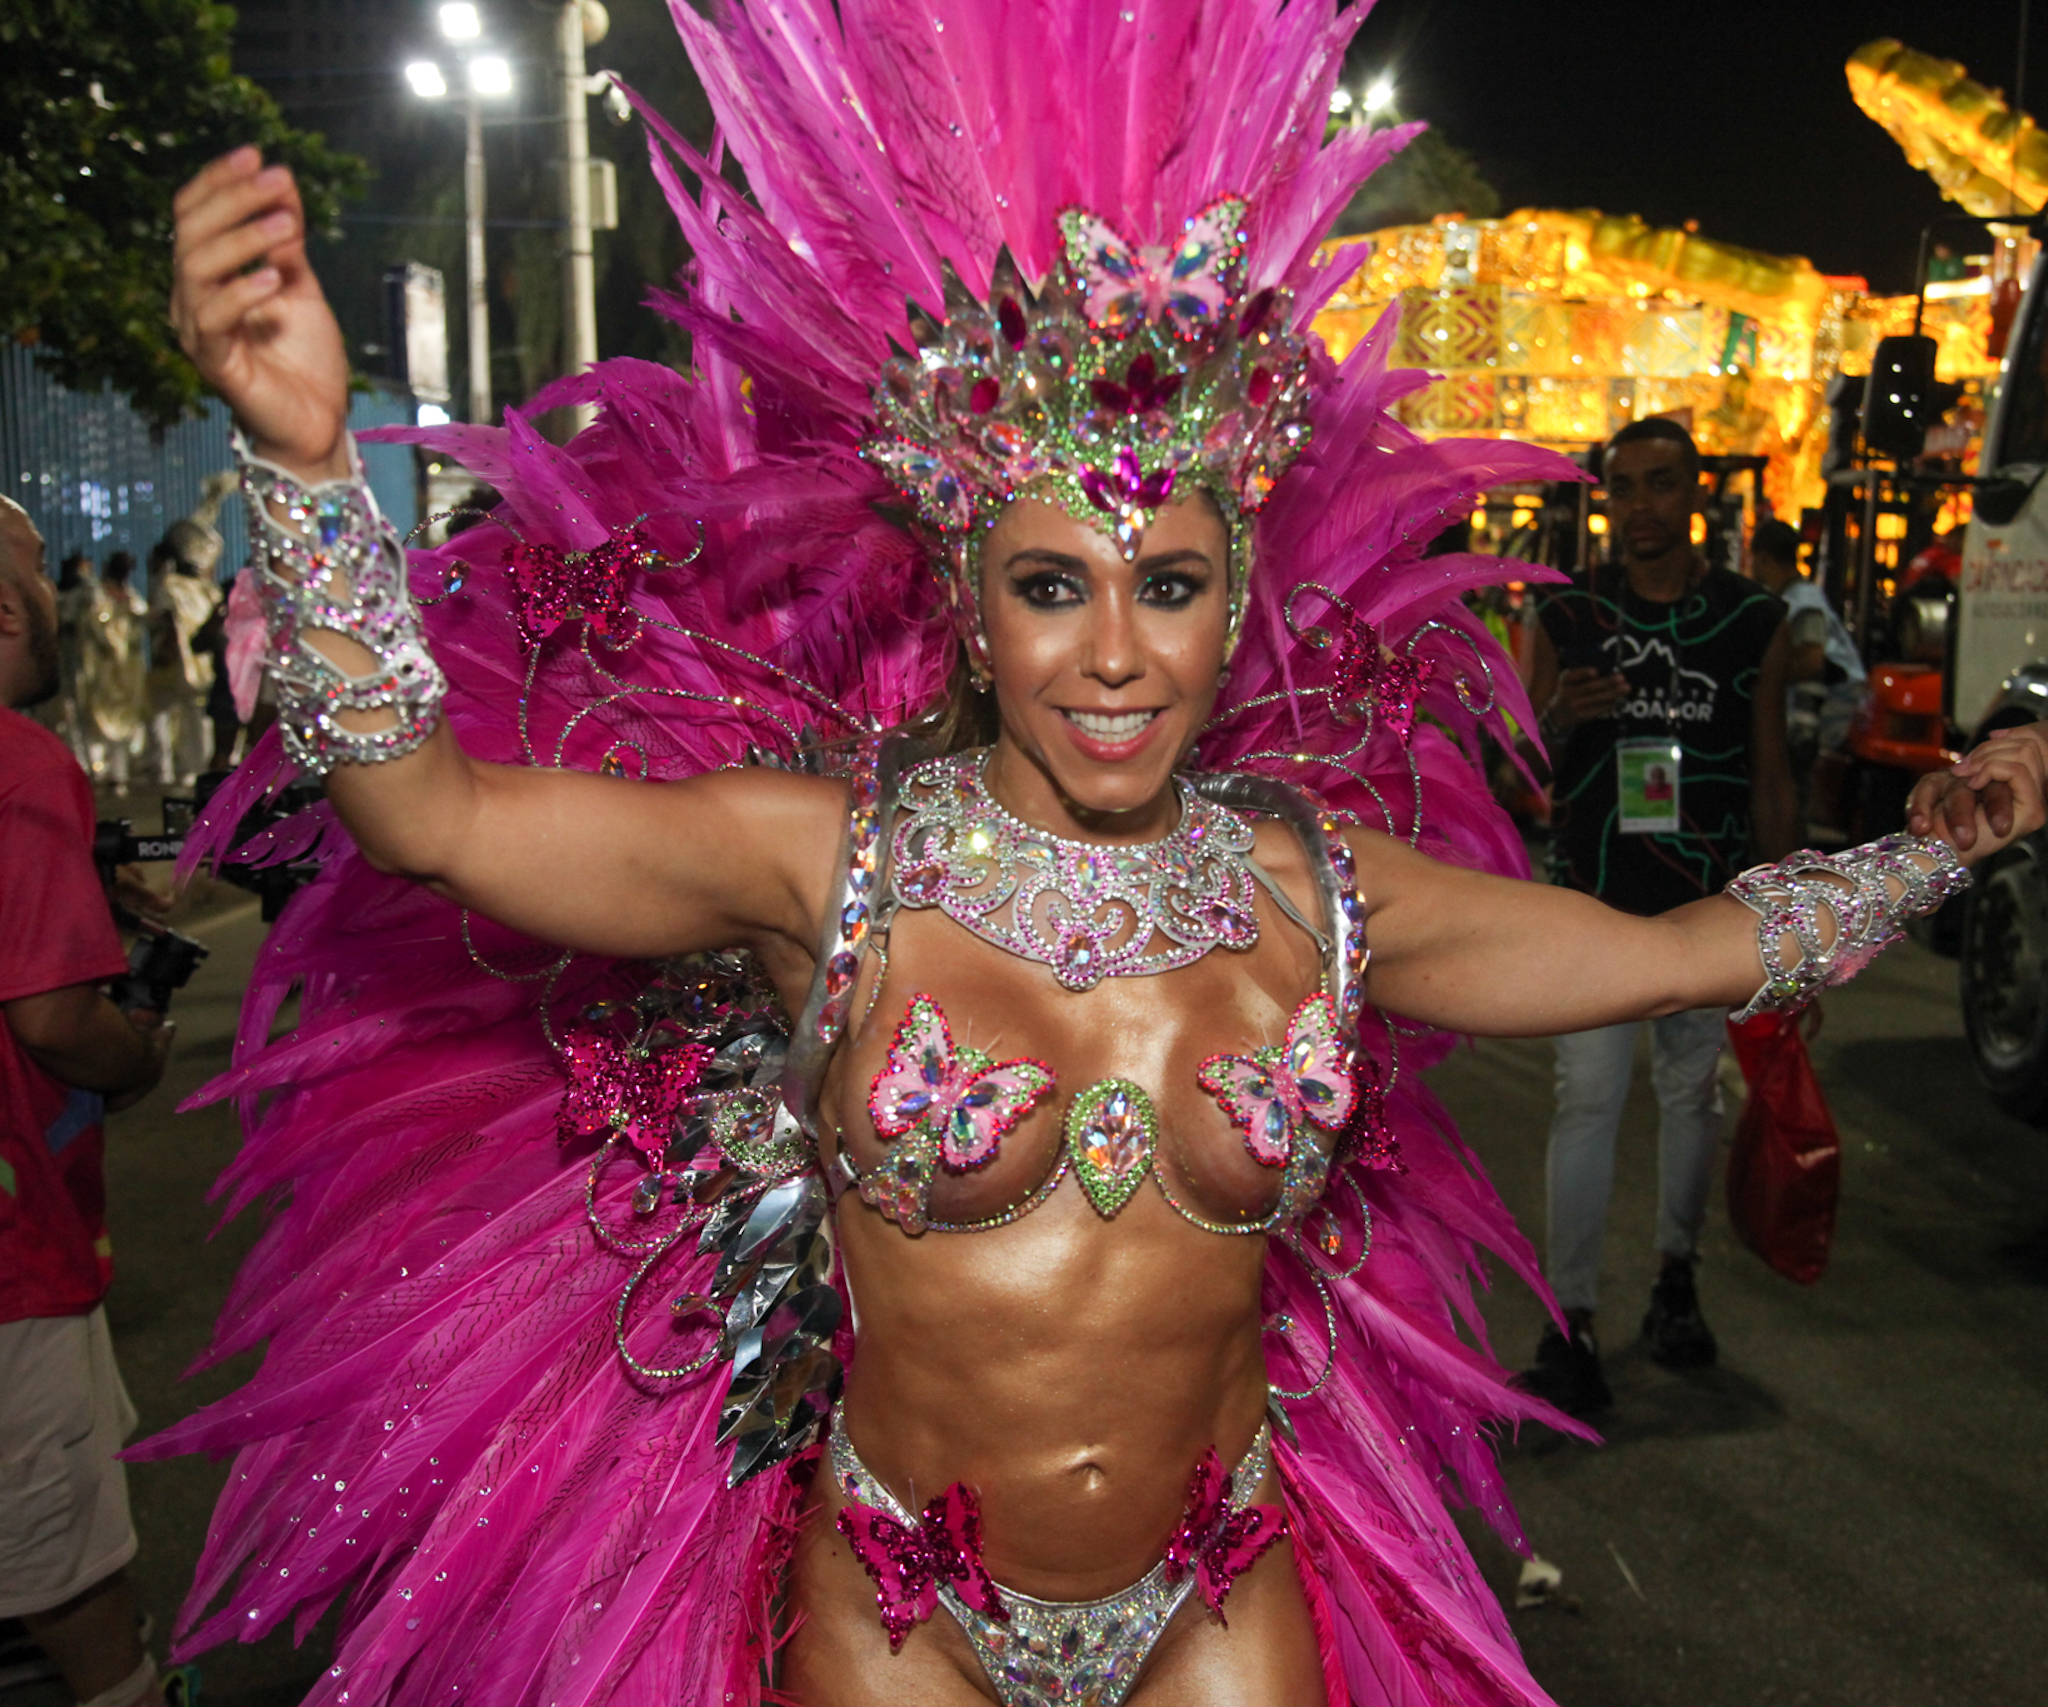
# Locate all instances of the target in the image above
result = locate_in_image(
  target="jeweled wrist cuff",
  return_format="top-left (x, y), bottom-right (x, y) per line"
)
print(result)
top-left (1725, 835), bottom-right (1970, 1020)
top-left (235, 432), bottom-right (447, 777)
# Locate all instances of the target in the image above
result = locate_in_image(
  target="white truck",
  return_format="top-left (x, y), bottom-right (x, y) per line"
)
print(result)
top-left (1950, 246), bottom-right (2048, 1118)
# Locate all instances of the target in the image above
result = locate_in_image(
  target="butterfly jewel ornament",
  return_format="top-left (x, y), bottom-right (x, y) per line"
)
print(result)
top-left (507, 523), bottom-right (664, 650)
top-left (861, 195), bottom-right (1317, 668)
top-left (556, 1028), bottom-right (711, 1159)
top-left (863, 994), bottom-right (1056, 1234)
top-left (1197, 995), bottom-right (1358, 1170)
top-left (1161, 1448), bottom-right (1289, 1618)
top-left (836, 1483), bottom-right (1008, 1650)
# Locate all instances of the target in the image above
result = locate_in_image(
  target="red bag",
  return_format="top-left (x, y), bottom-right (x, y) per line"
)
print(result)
top-left (1724, 1009), bottom-right (1842, 1285)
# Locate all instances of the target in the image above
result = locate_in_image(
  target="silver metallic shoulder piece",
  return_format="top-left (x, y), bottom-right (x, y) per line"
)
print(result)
top-left (1725, 834), bottom-right (1970, 1020)
top-left (235, 433), bottom-right (448, 776)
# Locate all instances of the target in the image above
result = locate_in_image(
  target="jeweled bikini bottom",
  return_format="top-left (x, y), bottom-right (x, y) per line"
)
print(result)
top-left (828, 1414), bottom-right (1278, 1707)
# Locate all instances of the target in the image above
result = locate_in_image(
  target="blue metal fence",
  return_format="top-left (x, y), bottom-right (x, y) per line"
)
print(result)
top-left (1, 345), bottom-right (418, 580)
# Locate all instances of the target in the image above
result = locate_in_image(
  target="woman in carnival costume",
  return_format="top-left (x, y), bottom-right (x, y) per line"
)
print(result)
top-left (157, 1), bottom-right (2036, 1702)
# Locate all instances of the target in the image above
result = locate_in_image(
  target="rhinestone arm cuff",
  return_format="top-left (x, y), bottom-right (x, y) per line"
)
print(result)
top-left (236, 433), bottom-right (447, 777)
top-left (1725, 835), bottom-right (1970, 1020)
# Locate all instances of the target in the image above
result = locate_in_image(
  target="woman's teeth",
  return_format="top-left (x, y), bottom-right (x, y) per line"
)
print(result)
top-left (1064, 709), bottom-right (1157, 740)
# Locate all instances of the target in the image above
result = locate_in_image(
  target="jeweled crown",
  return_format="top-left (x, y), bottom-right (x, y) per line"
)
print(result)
top-left (860, 198), bottom-right (1316, 645)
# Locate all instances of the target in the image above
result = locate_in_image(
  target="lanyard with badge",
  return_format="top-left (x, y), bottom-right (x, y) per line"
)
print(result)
top-left (1617, 735), bottom-right (1681, 833)
top-left (1610, 567), bottom-right (1689, 835)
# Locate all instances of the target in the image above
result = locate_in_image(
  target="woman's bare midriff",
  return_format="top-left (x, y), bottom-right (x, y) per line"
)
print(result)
top-left (781, 1186), bottom-right (1325, 1703)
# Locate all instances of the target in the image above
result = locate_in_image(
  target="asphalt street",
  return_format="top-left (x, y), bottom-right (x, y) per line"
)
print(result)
top-left (8, 896), bottom-right (2045, 1707)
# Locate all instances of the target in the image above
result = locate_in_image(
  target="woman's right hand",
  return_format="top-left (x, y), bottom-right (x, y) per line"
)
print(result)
top-left (171, 148), bottom-right (351, 482)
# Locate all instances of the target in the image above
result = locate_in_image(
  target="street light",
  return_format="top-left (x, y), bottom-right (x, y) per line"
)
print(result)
top-left (404, 7), bottom-right (511, 427)
top-left (556, 1), bottom-right (607, 434)
top-left (1362, 76), bottom-right (1396, 117)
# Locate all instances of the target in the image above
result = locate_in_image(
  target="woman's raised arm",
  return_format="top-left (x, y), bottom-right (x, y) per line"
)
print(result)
top-left (170, 151), bottom-right (835, 968)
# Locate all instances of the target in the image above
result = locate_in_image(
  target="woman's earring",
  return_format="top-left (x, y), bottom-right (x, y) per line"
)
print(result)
top-left (967, 621), bottom-right (994, 692)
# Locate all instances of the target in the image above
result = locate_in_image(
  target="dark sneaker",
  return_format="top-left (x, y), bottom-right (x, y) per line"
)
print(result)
top-left (1642, 1262), bottom-right (1718, 1369)
top-left (1514, 1323), bottom-right (1612, 1417)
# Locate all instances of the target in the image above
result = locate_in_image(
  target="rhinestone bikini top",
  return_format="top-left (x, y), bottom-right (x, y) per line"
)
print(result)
top-left (785, 738), bottom-right (1386, 1238)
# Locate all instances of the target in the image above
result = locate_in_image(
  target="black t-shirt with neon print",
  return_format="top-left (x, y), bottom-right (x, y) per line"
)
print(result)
top-left (1537, 562), bottom-right (1785, 917)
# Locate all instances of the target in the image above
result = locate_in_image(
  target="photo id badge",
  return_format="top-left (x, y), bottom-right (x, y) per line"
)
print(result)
top-left (1617, 738), bottom-right (1682, 834)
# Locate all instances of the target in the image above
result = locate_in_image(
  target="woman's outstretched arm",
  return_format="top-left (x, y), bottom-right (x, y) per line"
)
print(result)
top-left (171, 149), bottom-right (835, 966)
top-left (1354, 749), bottom-right (2045, 1038)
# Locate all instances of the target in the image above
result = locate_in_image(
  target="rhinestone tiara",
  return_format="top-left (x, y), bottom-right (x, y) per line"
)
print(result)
top-left (859, 197), bottom-right (1316, 652)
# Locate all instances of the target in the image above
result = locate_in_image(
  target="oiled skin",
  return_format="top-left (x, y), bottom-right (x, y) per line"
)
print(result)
top-left (781, 819), bottom-right (1332, 1700)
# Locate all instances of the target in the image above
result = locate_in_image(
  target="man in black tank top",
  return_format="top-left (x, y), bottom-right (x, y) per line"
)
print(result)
top-left (1516, 419), bottom-right (1795, 1416)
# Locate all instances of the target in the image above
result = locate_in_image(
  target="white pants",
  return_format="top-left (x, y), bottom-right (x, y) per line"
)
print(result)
top-left (148, 693), bottom-right (208, 786)
top-left (1544, 1007), bottom-right (1727, 1315)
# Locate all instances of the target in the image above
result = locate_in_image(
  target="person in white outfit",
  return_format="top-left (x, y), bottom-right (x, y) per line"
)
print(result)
top-left (144, 523), bottom-right (222, 788)
top-left (74, 553), bottom-right (149, 791)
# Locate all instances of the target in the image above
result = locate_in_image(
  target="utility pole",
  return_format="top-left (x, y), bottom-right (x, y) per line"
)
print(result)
top-left (559, 0), bottom-right (601, 435)
top-left (465, 89), bottom-right (492, 426)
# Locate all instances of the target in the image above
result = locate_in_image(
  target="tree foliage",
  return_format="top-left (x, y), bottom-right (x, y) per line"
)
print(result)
top-left (1, 0), bottom-right (366, 426)
top-left (1334, 128), bottom-right (1504, 237)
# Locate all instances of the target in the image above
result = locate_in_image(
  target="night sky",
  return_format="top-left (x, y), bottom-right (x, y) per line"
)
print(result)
top-left (1345, 0), bottom-right (2042, 293)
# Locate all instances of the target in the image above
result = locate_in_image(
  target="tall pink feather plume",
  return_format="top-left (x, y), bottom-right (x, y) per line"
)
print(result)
top-left (157, 3), bottom-right (1594, 1704)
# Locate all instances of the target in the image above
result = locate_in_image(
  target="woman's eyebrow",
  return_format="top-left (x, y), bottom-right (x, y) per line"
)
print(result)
top-left (1001, 548), bottom-right (1089, 572)
top-left (1135, 548), bottom-right (1216, 572)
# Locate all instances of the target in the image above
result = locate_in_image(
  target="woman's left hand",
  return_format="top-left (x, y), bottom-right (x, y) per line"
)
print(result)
top-left (1906, 721), bottom-right (2048, 862)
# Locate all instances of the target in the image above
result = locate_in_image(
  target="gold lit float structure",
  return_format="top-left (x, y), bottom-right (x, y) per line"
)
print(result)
top-left (1311, 39), bottom-right (2025, 524)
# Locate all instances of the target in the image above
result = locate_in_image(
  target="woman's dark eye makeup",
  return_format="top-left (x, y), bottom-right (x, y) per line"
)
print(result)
top-left (1005, 563), bottom-right (1212, 609)
top-left (1139, 569), bottom-right (1207, 607)
top-left (1009, 569), bottom-right (1085, 607)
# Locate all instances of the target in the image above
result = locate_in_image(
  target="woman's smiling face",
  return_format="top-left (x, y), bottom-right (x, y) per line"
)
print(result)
top-left (977, 492), bottom-right (1231, 839)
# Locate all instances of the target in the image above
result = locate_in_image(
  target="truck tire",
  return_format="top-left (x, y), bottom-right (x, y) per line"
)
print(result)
top-left (1960, 834), bottom-right (2048, 1124)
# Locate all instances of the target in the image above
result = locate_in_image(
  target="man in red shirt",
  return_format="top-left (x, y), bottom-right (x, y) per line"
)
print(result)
top-left (0, 497), bottom-right (180, 1707)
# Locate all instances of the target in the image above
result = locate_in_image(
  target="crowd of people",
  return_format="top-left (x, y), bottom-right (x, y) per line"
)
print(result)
top-left (36, 515), bottom-right (250, 794)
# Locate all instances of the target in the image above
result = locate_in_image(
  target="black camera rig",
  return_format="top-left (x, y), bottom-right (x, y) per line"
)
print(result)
top-left (91, 770), bottom-right (329, 1012)
top-left (92, 816), bottom-right (209, 1014)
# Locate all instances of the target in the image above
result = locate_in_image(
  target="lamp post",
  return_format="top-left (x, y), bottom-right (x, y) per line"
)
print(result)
top-left (558, 1), bottom-right (606, 435)
top-left (405, 3), bottom-right (510, 426)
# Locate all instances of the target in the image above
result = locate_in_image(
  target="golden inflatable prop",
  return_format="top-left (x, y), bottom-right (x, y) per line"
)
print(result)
top-left (1848, 38), bottom-right (2046, 219)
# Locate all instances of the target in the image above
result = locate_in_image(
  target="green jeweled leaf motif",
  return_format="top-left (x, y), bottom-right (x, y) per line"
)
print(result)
top-left (1065, 1078), bottom-right (1158, 1219)
top-left (710, 1088), bottom-right (816, 1182)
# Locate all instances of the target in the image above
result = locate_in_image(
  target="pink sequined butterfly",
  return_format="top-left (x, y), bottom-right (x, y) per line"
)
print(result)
top-left (556, 1030), bottom-right (709, 1158)
top-left (1196, 994), bottom-right (1357, 1167)
top-left (836, 1484), bottom-right (1007, 1650)
top-left (868, 994), bottom-right (1055, 1170)
top-left (1062, 198), bottom-right (1248, 337)
top-left (1162, 1448), bottom-right (1288, 1617)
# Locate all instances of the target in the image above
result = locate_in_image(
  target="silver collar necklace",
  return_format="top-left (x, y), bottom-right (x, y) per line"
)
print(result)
top-left (888, 751), bottom-right (1261, 990)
